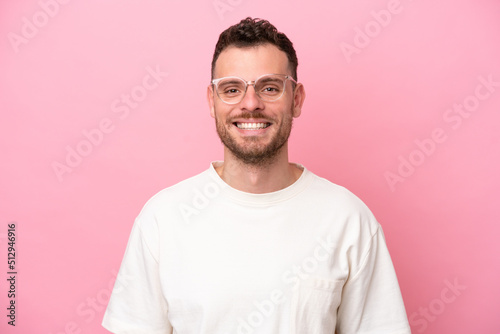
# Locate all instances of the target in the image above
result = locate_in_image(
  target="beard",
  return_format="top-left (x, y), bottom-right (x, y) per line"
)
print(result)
top-left (215, 109), bottom-right (294, 167)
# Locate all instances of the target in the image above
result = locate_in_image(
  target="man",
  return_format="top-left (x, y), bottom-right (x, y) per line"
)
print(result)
top-left (102, 17), bottom-right (411, 334)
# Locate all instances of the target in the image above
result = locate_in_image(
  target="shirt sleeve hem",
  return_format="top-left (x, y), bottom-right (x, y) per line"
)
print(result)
top-left (102, 311), bottom-right (171, 334)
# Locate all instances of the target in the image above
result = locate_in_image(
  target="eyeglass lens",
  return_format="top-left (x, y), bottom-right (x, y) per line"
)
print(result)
top-left (216, 75), bottom-right (286, 104)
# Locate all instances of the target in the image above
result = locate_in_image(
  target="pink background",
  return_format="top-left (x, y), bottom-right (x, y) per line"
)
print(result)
top-left (1, 0), bottom-right (499, 333)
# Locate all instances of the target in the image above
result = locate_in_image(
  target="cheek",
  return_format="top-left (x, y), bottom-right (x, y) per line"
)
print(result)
top-left (213, 105), bottom-right (234, 123)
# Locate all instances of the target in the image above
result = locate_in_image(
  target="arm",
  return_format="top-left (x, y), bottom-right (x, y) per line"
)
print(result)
top-left (336, 225), bottom-right (411, 334)
top-left (102, 216), bottom-right (173, 333)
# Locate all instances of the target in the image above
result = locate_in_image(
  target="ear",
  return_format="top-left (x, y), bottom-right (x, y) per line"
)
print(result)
top-left (292, 83), bottom-right (305, 118)
top-left (207, 84), bottom-right (216, 118)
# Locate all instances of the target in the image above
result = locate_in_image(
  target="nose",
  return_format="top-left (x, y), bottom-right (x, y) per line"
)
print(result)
top-left (239, 84), bottom-right (265, 111)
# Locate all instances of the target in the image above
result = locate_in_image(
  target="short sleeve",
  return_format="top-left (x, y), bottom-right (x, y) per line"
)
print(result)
top-left (336, 225), bottom-right (411, 334)
top-left (102, 214), bottom-right (173, 334)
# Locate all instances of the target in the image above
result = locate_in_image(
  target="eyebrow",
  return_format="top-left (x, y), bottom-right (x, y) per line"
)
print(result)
top-left (219, 79), bottom-right (244, 85)
top-left (258, 77), bottom-right (281, 83)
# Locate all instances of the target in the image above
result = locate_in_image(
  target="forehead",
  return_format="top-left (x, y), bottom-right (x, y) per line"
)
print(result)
top-left (214, 43), bottom-right (290, 79)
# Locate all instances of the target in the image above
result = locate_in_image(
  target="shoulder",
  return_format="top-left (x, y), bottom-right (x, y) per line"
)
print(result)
top-left (305, 170), bottom-right (380, 233)
top-left (134, 168), bottom-right (213, 225)
top-left (309, 172), bottom-right (375, 215)
top-left (149, 168), bottom-right (211, 204)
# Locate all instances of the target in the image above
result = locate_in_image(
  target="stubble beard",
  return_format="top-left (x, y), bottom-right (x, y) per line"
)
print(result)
top-left (215, 109), bottom-right (294, 168)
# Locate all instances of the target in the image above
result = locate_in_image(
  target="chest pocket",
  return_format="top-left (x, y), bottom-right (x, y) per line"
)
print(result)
top-left (290, 276), bottom-right (345, 334)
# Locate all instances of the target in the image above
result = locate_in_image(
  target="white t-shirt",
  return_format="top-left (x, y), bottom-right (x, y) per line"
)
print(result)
top-left (102, 162), bottom-right (411, 334)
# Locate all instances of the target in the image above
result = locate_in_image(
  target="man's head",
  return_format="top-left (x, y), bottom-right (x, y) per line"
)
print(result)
top-left (211, 17), bottom-right (298, 81)
top-left (208, 18), bottom-right (305, 167)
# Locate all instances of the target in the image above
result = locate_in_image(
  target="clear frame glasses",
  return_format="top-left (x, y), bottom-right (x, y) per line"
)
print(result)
top-left (211, 73), bottom-right (297, 105)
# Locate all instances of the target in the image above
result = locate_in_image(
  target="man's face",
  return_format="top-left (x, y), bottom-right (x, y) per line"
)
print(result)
top-left (208, 43), bottom-right (304, 166)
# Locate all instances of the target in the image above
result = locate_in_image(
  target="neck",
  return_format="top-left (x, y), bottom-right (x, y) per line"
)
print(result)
top-left (215, 144), bottom-right (303, 194)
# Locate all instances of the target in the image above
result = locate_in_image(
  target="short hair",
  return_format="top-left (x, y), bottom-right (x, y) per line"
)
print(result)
top-left (211, 17), bottom-right (298, 81)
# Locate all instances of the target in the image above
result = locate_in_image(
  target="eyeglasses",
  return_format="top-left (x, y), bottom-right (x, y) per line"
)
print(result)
top-left (211, 73), bottom-right (297, 105)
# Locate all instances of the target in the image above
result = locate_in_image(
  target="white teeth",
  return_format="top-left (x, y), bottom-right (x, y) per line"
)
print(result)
top-left (236, 122), bottom-right (270, 130)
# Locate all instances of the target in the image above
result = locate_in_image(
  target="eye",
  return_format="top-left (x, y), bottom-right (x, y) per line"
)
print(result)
top-left (262, 86), bottom-right (279, 92)
top-left (259, 83), bottom-right (282, 96)
top-left (217, 80), bottom-right (245, 96)
top-left (224, 88), bottom-right (240, 94)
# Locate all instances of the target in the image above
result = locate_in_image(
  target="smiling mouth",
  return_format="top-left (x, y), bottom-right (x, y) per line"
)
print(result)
top-left (234, 122), bottom-right (271, 130)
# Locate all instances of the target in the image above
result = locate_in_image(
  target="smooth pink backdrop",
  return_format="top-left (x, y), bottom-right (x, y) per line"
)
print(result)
top-left (1, 0), bottom-right (499, 333)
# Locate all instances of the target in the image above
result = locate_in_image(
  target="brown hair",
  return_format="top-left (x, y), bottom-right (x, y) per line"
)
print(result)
top-left (211, 17), bottom-right (298, 81)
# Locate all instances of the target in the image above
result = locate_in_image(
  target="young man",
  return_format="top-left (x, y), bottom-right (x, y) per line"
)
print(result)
top-left (102, 17), bottom-right (411, 334)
